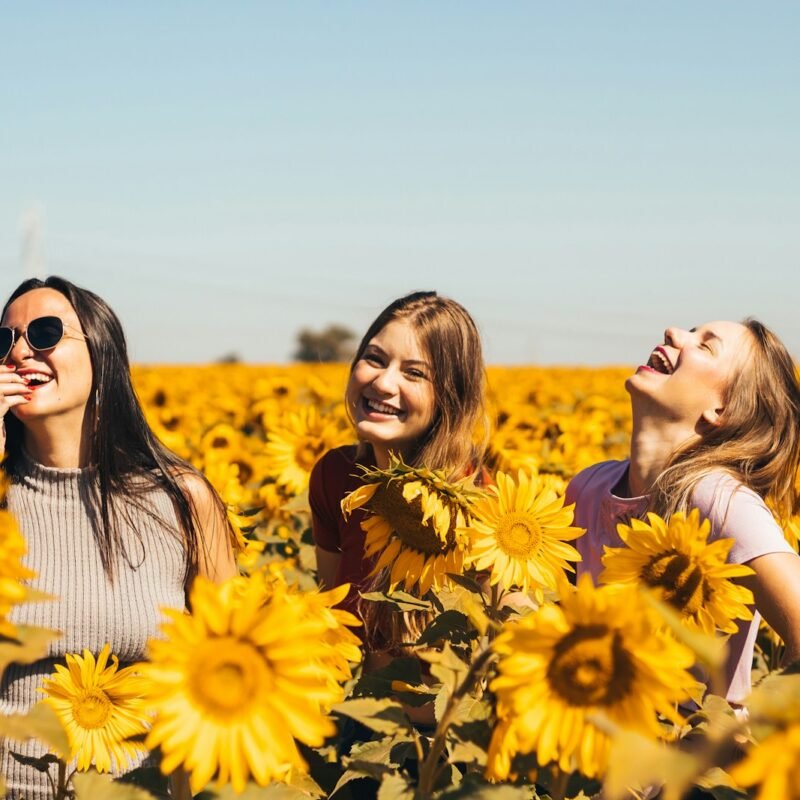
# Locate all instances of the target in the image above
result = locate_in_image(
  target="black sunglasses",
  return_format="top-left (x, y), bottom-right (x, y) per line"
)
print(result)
top-left (0, 316), bottom-right (89, 362)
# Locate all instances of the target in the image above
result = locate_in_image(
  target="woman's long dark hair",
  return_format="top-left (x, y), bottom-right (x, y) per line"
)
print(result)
top-left (2, 276), bottom-right (233, 587)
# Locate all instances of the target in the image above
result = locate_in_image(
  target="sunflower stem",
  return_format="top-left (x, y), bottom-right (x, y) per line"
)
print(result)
top-left (550, 766), bottom-right (569, 800)
top-left (55, 758), bottom-right (67, 800)
top-left (414, 646), bottom-right (496, 798)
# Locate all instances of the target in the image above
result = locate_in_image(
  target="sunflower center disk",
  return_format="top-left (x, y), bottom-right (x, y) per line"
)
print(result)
top-left (371, 483), bottom-right (454, 556)
top-left (641, 550), bottom-right (706, 616)
top-left (190, 640), bottom-right (268, 719)
top-left (547, 624), bottom-right (635, 706)
top-left (295, 436), bottom-right (326, 471)
top-left (496, 513), bottom-right (542, 557)
top-left (72, 689), bottom-right (112, 729)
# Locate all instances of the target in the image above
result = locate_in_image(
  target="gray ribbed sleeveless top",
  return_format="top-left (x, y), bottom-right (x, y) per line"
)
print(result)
top-left (1, 453), bottom-right (187, 800)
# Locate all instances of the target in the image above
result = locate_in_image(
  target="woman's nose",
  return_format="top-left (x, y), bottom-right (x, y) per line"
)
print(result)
top-left (664, 327), bottom-right (688, 348)
top-left (371, 367), bottom-right (399, 394)
top-left (9, 332), bottom-right (33, 362)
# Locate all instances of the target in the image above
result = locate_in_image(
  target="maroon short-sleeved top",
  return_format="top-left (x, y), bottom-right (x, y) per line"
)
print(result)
top-left (309, 445), bottom-right (377, 612)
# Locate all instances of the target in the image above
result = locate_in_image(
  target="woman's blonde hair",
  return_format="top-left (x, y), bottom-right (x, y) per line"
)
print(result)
top-left (350, 291), bottom-right (489, 478)
top-left (651, 318), bottom-right (800, 521)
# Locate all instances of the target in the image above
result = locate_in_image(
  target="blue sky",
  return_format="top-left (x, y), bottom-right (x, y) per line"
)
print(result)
top-left (2, 2), bottom-right (798, 364)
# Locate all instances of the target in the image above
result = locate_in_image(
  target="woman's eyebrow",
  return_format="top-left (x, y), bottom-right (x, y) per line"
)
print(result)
top-left (690, 326), bottom-right (722, 344)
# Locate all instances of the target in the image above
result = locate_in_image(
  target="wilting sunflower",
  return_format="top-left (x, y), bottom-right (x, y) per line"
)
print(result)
top-left (486, 575), bottom-right (697, 780)
top-left (0, 480), bottom-right (36, 638)
top-left (40, 643), bottom-right (149, 773)
top-left (730, 723), bottom-right (800, 800)
top-left (461, 470), bottom-right (584, 599)
top-left (142, 574), bottom-right (348, 794)
top-left (600, 509), bottom-right (755, 635)
top-left (264, 405), bottom-right (352, 494)
top-left (341, 456), bottom-right (479, 595)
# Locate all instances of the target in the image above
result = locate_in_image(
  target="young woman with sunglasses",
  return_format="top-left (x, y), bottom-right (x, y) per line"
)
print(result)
top-left (566, 319), bottom-right (800, 704)
top-left (0, 276), bottom-right (238, 798)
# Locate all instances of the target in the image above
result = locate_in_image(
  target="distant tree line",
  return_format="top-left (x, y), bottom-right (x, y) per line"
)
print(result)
top-left (293, 324), bottom-right (357, 363)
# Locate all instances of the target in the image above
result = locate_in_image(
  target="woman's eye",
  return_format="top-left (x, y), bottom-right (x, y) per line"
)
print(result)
top-left (405, 369), bottom-right (427, 380)
top-left (363, 353), bottom-right (383, 366)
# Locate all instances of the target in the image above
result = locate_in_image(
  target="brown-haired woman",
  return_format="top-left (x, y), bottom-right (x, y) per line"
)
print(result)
top-left (310, 290), bottom-right (488, 648)
top-left (566, 319), bottom-right (800, 703)
top-left (0, 276), bottom-right (238, 797)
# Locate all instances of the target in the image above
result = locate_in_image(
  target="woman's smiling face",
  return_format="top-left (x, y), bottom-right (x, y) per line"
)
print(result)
top-left (2, 288), bottom-right (93, 424)
top-left (627, 320), bottom-right (754, 428)
top-left (346, 318), bottom-right (436, 464)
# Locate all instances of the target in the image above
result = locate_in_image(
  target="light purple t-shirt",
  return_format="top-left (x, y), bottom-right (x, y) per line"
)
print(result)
top-left (565, 459), bottom-right (796, 703)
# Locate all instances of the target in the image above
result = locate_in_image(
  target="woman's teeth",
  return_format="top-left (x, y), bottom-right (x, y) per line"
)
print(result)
top-left (365, 398), bottom-right (401, 416)
top-left (646, 350), bottom-right (673, 375)
top-left (24, 373), bottom-right (53, 386)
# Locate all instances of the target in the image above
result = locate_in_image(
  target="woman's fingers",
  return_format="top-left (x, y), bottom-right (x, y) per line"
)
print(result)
top-left (0, 366), bottom-right (32, 413)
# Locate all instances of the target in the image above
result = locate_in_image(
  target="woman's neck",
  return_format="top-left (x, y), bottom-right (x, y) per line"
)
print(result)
top-left (23, 418), bottom-right (92, 469)
top-left (627, 414), bottom-right (696, 498)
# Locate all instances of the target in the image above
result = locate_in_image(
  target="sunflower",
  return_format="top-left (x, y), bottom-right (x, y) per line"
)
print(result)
top-left (730, 723), bottom-right (800, 800)
top-left (460, 470), bottom-right (584, 599)
top-left (341, 456), bottom-right (479, 595)
top-left (264, 405), bottom-right (352, 495)
top-left (0, 480), bottom-right (36, 638)
top-left (142, 574), bottom-right (348, 794)
top-left (486, 575), bottom-right (697, 780)
top-left (600, 509), bottom-right (755, 635)
top-left (39, 643), bottom-right (149, 773)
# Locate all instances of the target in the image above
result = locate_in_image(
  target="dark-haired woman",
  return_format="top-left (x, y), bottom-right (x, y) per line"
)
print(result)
top-left (0, 277), bottom-right (238, 798)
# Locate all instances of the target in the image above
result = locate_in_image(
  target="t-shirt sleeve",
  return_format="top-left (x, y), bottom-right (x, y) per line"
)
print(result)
top-left (309, 451), bottom-right (344, 553)
top-left (692, 474), bottom-right (795, 564)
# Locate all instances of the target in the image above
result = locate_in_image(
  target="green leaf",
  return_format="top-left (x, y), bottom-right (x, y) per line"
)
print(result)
top-left (74, 771), bottom-right (158, 800)
top-left (330, 767), bottom-right (381, 798)
top-left (347, 735), bottom-right (414, 768)
top-left (332, 698), bottom-right (411, 735)
top-left (604, 729), bottom-right (699, 800)
top-left (417, 610), bottom-right (477, 648)
top-left (445, 573), bottom-right (485, 596)
top-left (0, 626), bottom-right (61, 677)
top-left (377, 772), bottom-right (414, 800)
top-left (436, 774), bottom-right (533, 798)
top-left (419, 643), bottom-right (469, 693)
top-left (352, 657), bottom-right (423, 700)
top-left (359, 591), bottom-right (433, 612)
top-left (9, 751), bottom-right (60, 773)
top-left (0, 702), bottom-right (70, 756)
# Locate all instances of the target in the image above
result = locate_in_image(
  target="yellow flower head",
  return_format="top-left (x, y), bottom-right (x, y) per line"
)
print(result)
top-left (731, 723), bottom-right (800, 800)
top-left (461, 470), bottom-right (584, 600)
top-left (601, 509), bottom-right (755, 635)
top-left (0, 487), bottom-right (35, 638)
top-left (40, 643), bottom-right (149, 773)
top-left (264, 405), bottom-right (352, 495)
top-left (341, 456), bottom-right (479, 596)
top-left (487, 575), bottom-right (697, 780)
top-left (142, 574), bottom-right (352, 794)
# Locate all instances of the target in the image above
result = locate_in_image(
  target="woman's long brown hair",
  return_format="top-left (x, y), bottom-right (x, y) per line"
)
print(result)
top-left (651, 318), bottom-right (800, 522)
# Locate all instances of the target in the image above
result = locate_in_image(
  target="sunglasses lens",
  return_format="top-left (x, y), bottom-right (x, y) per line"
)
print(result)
top-left (0, 328), bottom-right (12, 360)
top-left (27, 317), bottom-right (65, 351)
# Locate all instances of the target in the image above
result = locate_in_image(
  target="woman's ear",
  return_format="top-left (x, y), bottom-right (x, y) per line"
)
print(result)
top-left (700, 406), bottom-right (724, 430)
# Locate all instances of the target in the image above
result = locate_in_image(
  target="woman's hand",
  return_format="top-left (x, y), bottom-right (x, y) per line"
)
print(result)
top-left (0, 365), bottom-right (31, 452)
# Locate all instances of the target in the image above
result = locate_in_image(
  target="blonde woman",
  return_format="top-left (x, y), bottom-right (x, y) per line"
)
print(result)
top-left (567, 319), bottom-right (800, 703)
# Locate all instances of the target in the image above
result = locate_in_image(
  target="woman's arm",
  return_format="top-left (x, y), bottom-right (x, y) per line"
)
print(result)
top-left (181, 472), bottom-right (239, 584)
top-left (740, 552), bottom-right (800, 667)
top-left (315, 546), bottom-right (342, 590)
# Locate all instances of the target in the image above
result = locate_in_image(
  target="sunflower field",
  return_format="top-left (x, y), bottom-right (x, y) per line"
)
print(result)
top-left (2, 363), bottom-right (800, 800)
